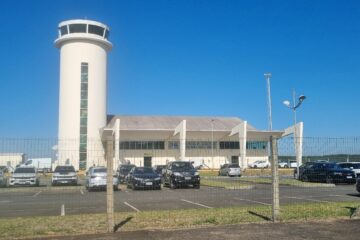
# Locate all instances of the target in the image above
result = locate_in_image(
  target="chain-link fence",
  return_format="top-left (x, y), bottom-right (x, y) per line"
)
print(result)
top-left (0, 137), bottom-right (359, 238)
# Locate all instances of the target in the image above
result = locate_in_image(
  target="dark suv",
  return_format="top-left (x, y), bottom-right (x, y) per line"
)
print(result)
top-left (116, 164), bottom-right (136, 183)
top-left (163, 161), bottom-right (200, 189)
top-left (300, 162), bottom-right (356, 184)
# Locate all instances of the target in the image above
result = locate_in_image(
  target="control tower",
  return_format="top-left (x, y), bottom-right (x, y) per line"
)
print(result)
top-left (55, 19), bottom-right (112, 170)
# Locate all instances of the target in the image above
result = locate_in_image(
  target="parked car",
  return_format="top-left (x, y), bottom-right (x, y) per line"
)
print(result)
top-left (127, 167), bottom-right (162, 190)
top-left (294, 162), bottom-right (316, 179)
top-left (356, 176), bottom-right (360, 193)
top-left (85, 167), bottom-right (119, 191)
top-left (0, 170), bottom-right (6, 187)
top-left (9, 166), bottom-right (39, 187)
top-left (218, 163), bottom-right (241, 177)
top-left (52, 165), bottom-right (78, 186)
top-left (300, 162), bottom-right (356, 184)
top-left (163, 161), bottom-right (200, 189)
top-left (278, 161), bottom-right (289, 168)
top-left (153, 165), bottom-right (166, 182)
top-left (248, 160), bottom-right (270, 168)
top-left (116, 164), bottom-right (136, 183)
top-left (338, 162), bottom-right (360, 177)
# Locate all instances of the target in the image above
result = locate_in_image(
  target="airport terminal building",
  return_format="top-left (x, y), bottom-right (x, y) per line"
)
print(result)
top-left (55, 19), bottom-right (300, 171)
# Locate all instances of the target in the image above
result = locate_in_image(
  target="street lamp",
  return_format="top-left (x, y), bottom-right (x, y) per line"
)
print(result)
top-left (283, 90), bottom-right (306, 179)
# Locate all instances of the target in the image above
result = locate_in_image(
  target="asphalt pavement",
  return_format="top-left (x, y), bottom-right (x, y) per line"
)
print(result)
top-left (40, 219), bottom-right (360, 240)
top-left (0, 182), bottom-right (359, 217)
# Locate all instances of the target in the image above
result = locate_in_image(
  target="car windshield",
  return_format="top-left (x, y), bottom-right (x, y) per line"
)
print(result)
top-left (229, 164), bottom-right (240, 168)
top-left (14, 168), bottom-right (35, 174)
top-left (351, 163), bottom-right (360, 168)
top-left (171, 162), bottom-right (194, 171)
top-left (120, 165), bottom-right (135, 174)
top-left (342, 163), bottom-right (360, 169)
top-left (93, 168), bottom-right (107, 173)
top-left (134, 167), bottom-right (155, 174)
top-left (54, 166), bottom-right (75, 172)
top-left (155, 166), bottom-right (165, 173)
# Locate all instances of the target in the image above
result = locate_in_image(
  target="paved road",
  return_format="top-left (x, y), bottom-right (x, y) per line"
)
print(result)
top-left (0, 182), bottom-right (359, 218)
top-left (41, 219), bottom-right (360, 240)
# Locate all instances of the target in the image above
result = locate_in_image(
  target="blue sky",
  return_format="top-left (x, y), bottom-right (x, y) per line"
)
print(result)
top-left (0, 0), bottom-right (359, 138)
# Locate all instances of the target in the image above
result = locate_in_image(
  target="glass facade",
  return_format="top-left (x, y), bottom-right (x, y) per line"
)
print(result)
top-left (168, 141), bottom-right (216, 150)
top-left (79, 63), bottom-right (88, 170)
top-left (219, 141), bottom-right (267, 150)
top-left (120, 141), bottom-right (165, 150)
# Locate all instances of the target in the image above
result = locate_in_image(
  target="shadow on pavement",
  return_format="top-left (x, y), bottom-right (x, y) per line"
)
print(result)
top-left (114, 217), bottom-right (133, 232)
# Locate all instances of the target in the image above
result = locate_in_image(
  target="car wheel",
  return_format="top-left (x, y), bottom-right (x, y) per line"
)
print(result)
top-left (326, 175), bottom-right (333, 184)
top-left (254, 165), bottom-right (257, 168)
top-left (132, 183), bottom-right (137, 190)
top-left (301, 175), bottom-right (309, 182)
top-left (193, 184), bottom-right (200, 189)
top-left (170, 180), bottom-right (176, 189)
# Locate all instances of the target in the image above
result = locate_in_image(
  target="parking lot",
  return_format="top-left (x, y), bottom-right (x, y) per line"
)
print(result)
top-left (0, 177), bottom-right (359, 218)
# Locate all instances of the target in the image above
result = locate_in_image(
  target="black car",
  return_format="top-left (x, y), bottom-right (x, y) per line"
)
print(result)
top-left (126, 167), bottom-right (161, 190)
top-left (163, 161), bottom-right (200, 189)
top-left (294, 162), bottom-right (316, 179)
top-left (116, 164), bottom-right (136, 183)
top-left (153, 165), bottom-right (166, 182)
top-left (300, 162), bottom-right (356, 184)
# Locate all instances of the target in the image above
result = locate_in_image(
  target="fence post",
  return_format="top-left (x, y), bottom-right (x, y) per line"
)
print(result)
top-left (106, 139), bottom-right (114, 232)
top-left (270, 135), bottom-right (280, 222)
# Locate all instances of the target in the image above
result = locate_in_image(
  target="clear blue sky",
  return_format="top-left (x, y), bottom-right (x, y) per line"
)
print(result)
top-left (0, 0), bottom-right (359, 138)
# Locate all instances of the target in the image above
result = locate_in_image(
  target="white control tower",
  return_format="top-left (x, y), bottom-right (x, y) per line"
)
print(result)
top-left (55, 19), bottom-right (112, 170)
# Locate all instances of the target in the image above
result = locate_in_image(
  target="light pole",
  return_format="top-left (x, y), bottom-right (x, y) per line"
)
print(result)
top-left (211, 119), bottom-right (214, 170)
top-left (283, 90), bottom-right (306, 179)
top-left (264, 73), bottom-right (273, 131)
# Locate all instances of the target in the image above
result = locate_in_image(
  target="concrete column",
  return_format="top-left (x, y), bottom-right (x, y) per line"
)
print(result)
top-left (174, 120), bottom-right (187, 161)
top-left (239, 121), bottom-right (247, 169)
top-left (270, 136), bottom-right (280, 222)
top-left (295, 122), bottom-right (303, 166)
top-left (180, 120), bottom-right (187, 161)
top-left (106, 139), bottom-right (114, 232)
top-left (114, 119), bottom-right (120, 165)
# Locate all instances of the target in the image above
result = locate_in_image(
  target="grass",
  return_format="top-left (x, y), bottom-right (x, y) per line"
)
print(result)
top-left (0, 202), bottom-right (359, 239)
top-left (199, 169), bottom-right (295, 177)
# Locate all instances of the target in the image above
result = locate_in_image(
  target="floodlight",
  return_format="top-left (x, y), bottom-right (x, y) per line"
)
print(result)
top-left (299, 95), bottom-right (306, 101)
top-left (283, 100), bottom-right (291, 107)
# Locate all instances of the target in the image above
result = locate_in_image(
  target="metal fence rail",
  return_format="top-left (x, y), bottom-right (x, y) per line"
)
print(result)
top-left (0, 137), bottom-right (359, 236)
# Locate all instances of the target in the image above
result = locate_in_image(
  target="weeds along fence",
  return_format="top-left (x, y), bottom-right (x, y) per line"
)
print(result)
top-left (0, 137), bottom-right (359, 237)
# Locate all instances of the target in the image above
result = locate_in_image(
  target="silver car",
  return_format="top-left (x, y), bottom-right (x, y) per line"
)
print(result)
top-left (85, 167), bottom-right (119, 191)
top-left (9, 167), bottom-right (39, 187)
top-left (218, 164), bottom-right (241, 177)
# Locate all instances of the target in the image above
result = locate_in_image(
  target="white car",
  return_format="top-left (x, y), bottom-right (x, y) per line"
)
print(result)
top-left (338, 162), bottom-right (360, 177)
top-left (248, 160), bottom-right (270, 169)
top-left (9, 167), bottom-right (39, 187)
